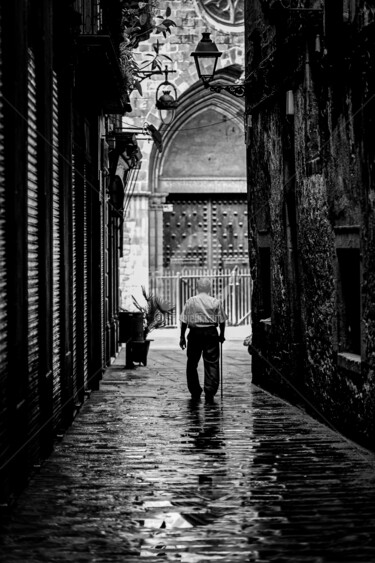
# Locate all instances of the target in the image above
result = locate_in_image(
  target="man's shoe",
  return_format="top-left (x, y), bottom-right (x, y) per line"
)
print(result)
top-left (205, 394), bottom-right (214, 404)
top-left (190, 393), bottom-right (201, 401)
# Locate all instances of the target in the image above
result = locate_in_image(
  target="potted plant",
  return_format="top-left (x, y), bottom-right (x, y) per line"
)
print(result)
top-left (129, 286), bottom-right (174, 365)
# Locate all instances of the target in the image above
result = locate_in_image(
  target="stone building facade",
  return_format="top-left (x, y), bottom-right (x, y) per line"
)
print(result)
top-left (245, 0), bottom-right (375, 448)
top-left (120, 0), bottom-right (247, 309)
top-left (0, 0), bottom-right (144, 504)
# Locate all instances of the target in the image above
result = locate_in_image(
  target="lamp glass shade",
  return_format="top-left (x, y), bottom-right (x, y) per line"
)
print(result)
top-left (159, 107), bottom-right (175, 125)
top-left (191, 32), bottom-right (222, 83)
top-left (156, 89), bottom-right (178, 125)
top-left (194, 55), bottom-right (220, 81)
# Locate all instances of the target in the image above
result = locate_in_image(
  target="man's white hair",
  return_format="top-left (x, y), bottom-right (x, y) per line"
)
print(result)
top-left (197, 278), bottom-right (211, 294)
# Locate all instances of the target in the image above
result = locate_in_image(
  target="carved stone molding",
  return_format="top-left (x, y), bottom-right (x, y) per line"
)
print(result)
top-left (195, 0), bottom-right (244, 30)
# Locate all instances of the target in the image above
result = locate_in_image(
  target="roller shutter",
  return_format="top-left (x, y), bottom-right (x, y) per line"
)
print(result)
top-left (82, 164), bottom-right (89, 389)
top-left (0, 9), bottom-right (10, 484)
top-left (104, 199), bottom-right (110, 365)
top-left (83, 164), bottom-right (88, 385)
top-left (73, 150), bottom-right (88, 398)
top-left (100, 188), bottom-right (105, 368)
top-left (51, 71), bottom-right (61, 431)
top-left (71, 151), bottom-right (78, 404)
top-left (27, 50), bottom-right (41, 461)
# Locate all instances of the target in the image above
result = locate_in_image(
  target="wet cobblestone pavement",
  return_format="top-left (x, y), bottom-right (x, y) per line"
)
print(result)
top-left (1, 328), bottom-right (375, 562)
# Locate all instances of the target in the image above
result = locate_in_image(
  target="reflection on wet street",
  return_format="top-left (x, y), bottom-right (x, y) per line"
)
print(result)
top-left (1, 339), bottom-right (375, 562)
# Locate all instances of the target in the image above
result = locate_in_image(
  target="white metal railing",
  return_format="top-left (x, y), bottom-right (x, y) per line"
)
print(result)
top-left (150, 267), bottom-right (252, 327)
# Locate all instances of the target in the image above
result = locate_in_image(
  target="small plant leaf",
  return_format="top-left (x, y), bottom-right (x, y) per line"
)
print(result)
top-left (134, 80), bottom-right (143, 96)
top-left (162, 19), bottom-right (176, 27)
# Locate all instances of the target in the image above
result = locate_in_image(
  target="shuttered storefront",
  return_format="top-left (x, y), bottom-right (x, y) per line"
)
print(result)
top-left (100, 187), bottom-right (105, 369)
top-left (104, 199), bottom-right (110, 365)
top-left (0, 9), bottom-right (10, 492)
top-left (72, 146), bottom-right (89, 403)
top-left (51, 71), bottom-right (62, 432)
top-left (71, 151), bottom-right (78, 406)
top-left (89, 165), bottom-right (105, 384)
top-left (27, 50), bottom-right (41, 462)
top-left (82, 164), bottom-right (88, 386)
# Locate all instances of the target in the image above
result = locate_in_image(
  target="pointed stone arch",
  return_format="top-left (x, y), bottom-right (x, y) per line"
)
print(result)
top-left (149, 67), bottom-right (246, 194)
top-left (149, 68), bottom-right (247, 272)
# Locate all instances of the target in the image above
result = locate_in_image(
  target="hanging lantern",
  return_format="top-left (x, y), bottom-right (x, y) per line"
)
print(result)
top-left (156, 82), bottom-right (178, 125)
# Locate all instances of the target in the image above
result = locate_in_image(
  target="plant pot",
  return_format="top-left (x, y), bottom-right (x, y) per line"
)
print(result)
top-left (118, 311), bottom-right (144, 343)
top-left (131, 339), bottom-right (152, 366)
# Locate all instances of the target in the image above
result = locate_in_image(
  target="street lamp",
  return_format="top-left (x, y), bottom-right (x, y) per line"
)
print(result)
top-left (155, 67), bottom-right (178, 125)
top-left (190, 32), bottom-right (222, 85)
top-left (191, 32), bottom-right (246, 98)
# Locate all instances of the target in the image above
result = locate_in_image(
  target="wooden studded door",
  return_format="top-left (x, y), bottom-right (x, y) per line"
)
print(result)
top-left (163, 196), bottom-right (248, 270)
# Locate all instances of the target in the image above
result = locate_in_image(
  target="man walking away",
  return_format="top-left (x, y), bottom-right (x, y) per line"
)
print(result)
top-left (179, 278), bottom-right (226, 403)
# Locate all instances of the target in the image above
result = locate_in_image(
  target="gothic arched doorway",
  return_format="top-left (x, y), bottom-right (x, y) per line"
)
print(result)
top-left (149, 70), bottom-right (247, 273)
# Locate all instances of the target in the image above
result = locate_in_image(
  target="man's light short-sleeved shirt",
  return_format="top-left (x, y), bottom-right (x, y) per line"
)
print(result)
top-left (180, 292), bottom-right (227, 327)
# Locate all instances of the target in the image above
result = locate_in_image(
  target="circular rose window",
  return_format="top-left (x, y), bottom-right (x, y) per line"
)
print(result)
top-left (196, 0), bottom-right (244, 30)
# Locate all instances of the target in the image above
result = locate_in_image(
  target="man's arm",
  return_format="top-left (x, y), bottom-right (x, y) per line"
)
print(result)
top-left (217, 300), bottom-right (226, 343)
top-left (219, 322), bottom-right (225, 343)
top-left (179, 322), bottom-right (187, 350)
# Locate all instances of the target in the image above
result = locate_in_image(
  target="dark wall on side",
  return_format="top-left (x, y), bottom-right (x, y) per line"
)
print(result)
top-left (245, 0), bottom-right (375, 449)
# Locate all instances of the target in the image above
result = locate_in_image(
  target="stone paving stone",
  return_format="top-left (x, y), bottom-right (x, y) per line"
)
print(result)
top-left (0, 335), bottom-right (375, 562)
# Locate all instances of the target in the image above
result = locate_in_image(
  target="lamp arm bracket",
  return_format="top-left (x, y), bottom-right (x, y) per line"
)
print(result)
top-left (138, 67), bottom-right (177, 82)
top-left (206, 82), bottom-right (246, 98)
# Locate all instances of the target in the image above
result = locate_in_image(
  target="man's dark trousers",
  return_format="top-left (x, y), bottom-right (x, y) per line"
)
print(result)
top-left (186, 327), bottom-right (219, 398)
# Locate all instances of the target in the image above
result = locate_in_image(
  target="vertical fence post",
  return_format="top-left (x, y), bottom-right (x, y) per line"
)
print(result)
top-left (230, 269), bottom-right (235, 326)
top-left (231, 266), bottom-right (238, 326)
top-left (175, 272), bottom-right (181, 326)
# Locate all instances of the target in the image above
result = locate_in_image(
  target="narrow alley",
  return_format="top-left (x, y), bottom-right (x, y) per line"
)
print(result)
top-left (1, 328), bottom-right (374, 563)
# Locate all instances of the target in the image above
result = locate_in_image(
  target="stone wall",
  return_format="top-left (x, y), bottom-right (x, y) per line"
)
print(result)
top-left (120, 0), bottom-right (245, 308)
top-left (246, 0), bottom-right (375, 448)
